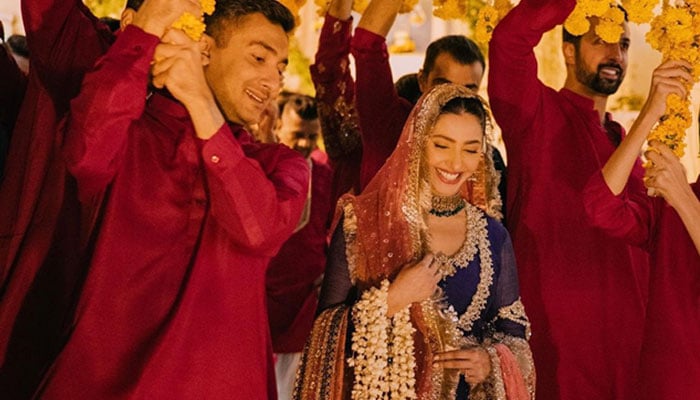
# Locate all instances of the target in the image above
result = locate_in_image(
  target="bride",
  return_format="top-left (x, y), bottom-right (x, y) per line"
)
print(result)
top-left (295, 84), bottom-right (534, 399)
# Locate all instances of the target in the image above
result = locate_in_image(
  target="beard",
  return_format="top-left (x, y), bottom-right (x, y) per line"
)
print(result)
top-left (575, 59), bottom-right (625, 95)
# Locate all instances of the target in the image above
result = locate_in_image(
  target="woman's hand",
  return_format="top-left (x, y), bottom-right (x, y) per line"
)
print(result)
top-left (387, 254), bottom-right (439, 316)
top-left (434, 347), bottom-right (492, 386)
top-left (644, 141), bottom-right (692, 209)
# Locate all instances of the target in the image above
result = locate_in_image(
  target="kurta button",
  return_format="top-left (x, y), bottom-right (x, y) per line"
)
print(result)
top-left (210, 155), bottom-right (220, 164)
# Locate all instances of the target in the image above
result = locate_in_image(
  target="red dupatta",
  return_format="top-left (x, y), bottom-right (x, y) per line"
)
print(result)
top-left (337, 84), bottom-right (501, 397)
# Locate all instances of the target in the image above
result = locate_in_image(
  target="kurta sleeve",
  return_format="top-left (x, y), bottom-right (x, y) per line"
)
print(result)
top-left (487, 0), bottom-right (575, 142)
top-left (311, 14), bottom-right (363, 204)
top-left (351, 28), bottom-right (413, 188)
top-left (63, 25), bottom-right (160, 201)
top-left (492, 234), bottom-right (529, 339)
top-left (583, 170), bottom-right (654, 247)
top-left (481, 232), bottom-right (535, 399)
top-left (201, 131), bottom-right (310, 256)
top-left (22, 0), bottom-right (113, 103)
top-left (311, 14), bottom-right (361, 162)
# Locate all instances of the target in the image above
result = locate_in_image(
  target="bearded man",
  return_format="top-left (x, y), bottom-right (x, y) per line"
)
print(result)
top-left (488, 1), bottom-right (649, 399)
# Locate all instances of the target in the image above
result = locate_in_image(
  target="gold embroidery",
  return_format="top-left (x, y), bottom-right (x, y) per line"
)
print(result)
top-left (498, 298), bottom-right (532, 339)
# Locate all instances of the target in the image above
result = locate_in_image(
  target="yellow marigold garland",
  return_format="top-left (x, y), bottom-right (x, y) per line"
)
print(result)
top-left (564, 1), bottom-right (627, 43)
top-left (278, 0), bottom-right (307, 27)
top-left (314, 0), bottom-right (417, 17)
top-left (645, 2), bottom-right (700, 157)
top-left (560, 1), bottom-right (698, 157)
top-left (471, 0), bottom-right (514, 45)
top-left (172, 0), bottom-right (216, 41)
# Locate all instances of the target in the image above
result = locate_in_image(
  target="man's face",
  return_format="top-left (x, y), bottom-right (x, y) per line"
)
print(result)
top-left (418, 52), bottom-right (484, 93)
top-left (574, 18), bottom-right (630, 95)
top-left (275, 105), bottom-right (320, 158)
top-left (204, 13), bottom-right (289, 126)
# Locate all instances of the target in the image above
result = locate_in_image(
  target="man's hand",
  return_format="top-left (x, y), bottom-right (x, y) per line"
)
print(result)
top-left (639, 59), bottom-right (692, 123)
top-left (152, 29), bottom-right (224, 139)
top-left (132, 0), bottom-right (202, 38)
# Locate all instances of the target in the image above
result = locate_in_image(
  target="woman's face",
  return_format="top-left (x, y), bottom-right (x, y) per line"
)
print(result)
top-left (424, 112), bottom-right (484, 196)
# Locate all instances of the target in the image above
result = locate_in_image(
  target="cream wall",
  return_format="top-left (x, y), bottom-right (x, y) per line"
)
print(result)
top-left (0, 0), bottom-right (23, 35)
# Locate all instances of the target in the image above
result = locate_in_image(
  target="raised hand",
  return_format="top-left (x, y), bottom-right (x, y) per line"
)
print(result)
top-left (640, 59), bottom-right (693, 122)
top-left (151, 29), bottom-right (224, 139)
top-left (434, 346), bottom-right (492, 386)
top-left (644, 141), bottom-right (692, 207)
top-left (387, 253), bottom-right (439, 316)
top-left (132, 0), bottom-right (202, 38)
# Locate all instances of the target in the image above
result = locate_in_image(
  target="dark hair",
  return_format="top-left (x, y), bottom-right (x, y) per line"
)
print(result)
top-left (125, 0), bottom-right (144, 11)
top-left (99, 17), bottom-right (121, 32)
top-left (563, 4), bottom-right (629, 46)
top-left (205, 0), bottom-right (295, 47)
top-left (439, 96), bottom-right (487, 132)
top-left (395, 73), bottom-right (422, 105)
top-left (280, 94), bottom-right (318, 121)
top-left (422, 35), bottom-right (485, 75)
top-left (7, 35), bottom-right (28, 58)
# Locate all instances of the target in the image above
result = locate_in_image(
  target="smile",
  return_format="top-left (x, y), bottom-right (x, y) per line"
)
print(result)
top-left (437, 168), bottom-right (462, 184)
top-left (245, 89), bottom-right (265, 104)
top-left (599, 66), bottom-right (621, 79)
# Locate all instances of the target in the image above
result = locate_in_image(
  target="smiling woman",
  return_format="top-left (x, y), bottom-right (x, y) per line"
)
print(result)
top-left (295, 84), bottom-right (534, 400)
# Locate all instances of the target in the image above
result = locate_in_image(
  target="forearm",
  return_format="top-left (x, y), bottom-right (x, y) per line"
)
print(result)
top-left (601, 111), bottom-right (657, 195)
top-left (183, 92), bottom-right (226, 140)
top-left (327, 0), bottom-right (353, 20)
top-left (488, 0), bottom-right (575, 133)
top-left (64, 25), bottom-right (158, 200)
top-left (356, 0), bottom-right (403, 38)
top-left (205, 135), bottom-right (309, 254)
top-left (311, 13), bottom-right (361, 160)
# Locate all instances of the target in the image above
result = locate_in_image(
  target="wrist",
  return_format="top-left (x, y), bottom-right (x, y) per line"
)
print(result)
top-left (185, 92), bottom-right (225, 140)
top-left (131, 12), bottom-right (169, 38)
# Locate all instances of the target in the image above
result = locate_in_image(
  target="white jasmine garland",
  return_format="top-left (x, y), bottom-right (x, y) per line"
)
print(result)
top-left (349, 279), bottom-right (417, 399)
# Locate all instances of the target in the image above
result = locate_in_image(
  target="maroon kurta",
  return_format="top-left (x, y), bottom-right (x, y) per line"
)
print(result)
top-left (266, 157), bottom-right (332, 353)
top-left (351, 27), bottom-right (414, 189)
top-left (38, 25), bottom-right (309, 399)
top-left (310, 14), bottom-right (363, 209)
top-left (0, 0), bottom-right (113, 396)
top-left (585, 172), bottom-right (700, 399)
top-left (488, 0), bottom-right (649, 398)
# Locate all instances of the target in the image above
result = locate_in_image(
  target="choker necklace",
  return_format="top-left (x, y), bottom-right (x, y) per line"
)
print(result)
top-left (429, 194), bottom-right (466, 217)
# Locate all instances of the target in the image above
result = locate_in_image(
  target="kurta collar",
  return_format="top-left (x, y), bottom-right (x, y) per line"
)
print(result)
top-left (560, 88), bottom-right (617, 125)
top-left (559, 88), bottom-right (595, 112)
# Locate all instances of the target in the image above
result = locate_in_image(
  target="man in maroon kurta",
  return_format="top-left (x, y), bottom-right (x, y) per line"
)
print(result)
top-left (36, 1), bottom-right (308, 399)
top-left (0, 0), bottom-right (117, 396)
top-left (266, 94), bottom-right (332, 399)
top-left (488, 0), bottom-right (649, 398)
